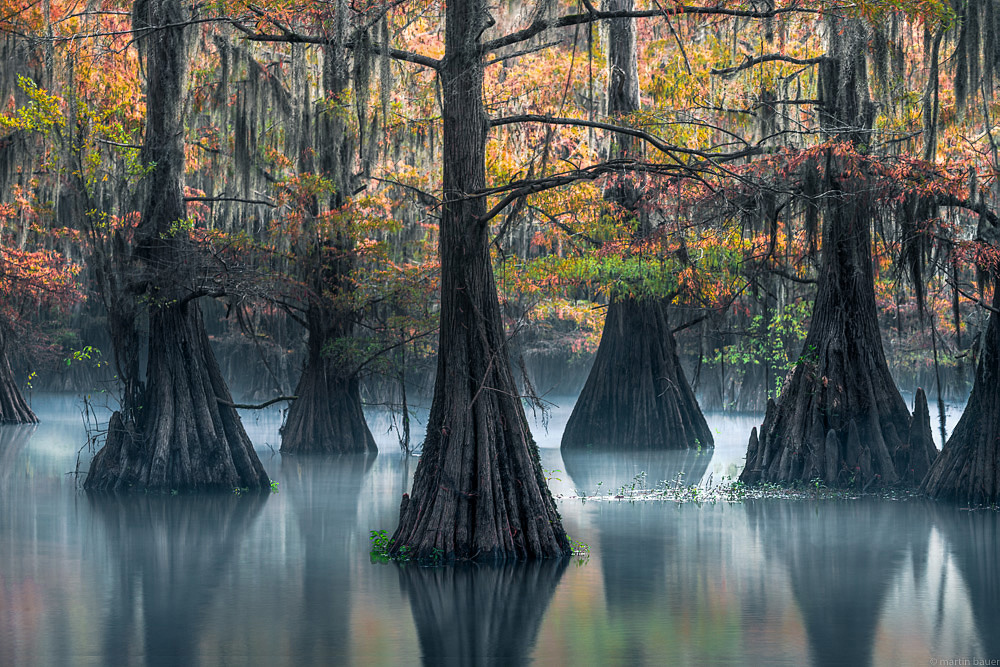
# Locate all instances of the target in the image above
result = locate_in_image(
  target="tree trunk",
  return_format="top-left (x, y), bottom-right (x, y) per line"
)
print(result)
top-left (280, 42), bottom-right (376, 455)
top-left (920, 288), bottom-right (1000, 505)
top-left (281, 307), bottom-right (377, 454)
top-left (741, 17), bottom-right (915, 488)
top-left (562, 0), bottom-right (711, 451)
top-left (87, 303), bottom-right (270, 492)
top-left (0, 338), bottom-right (36, 424)
top-left (562, 299), bottom-right (713, 449)
top-left (85, 0), bottom-right (269, 493)
top-left (740, 181), bottom-right (911, 487)
top-left (389, 0), bottom-right (569, 561)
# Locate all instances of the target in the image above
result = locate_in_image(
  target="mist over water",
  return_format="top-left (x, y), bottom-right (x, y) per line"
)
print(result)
top-left (0, 394), bottom-right (994, 665)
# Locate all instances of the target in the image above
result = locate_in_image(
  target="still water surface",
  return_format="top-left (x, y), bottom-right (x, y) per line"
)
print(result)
top-left (0, 394), bottom-right (996, 665)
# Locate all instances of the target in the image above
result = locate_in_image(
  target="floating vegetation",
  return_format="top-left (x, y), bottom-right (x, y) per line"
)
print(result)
top-left (565, 472), bottom-right (928, 505)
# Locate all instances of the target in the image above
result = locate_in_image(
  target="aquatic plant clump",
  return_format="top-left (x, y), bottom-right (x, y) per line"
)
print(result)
top-left (565, 472), bottom-right (928, 505)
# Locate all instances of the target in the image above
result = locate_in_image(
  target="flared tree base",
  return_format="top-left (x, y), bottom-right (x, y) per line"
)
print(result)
top-left (390, 390), bottom-right (569, 562)
top-left (0, 353), bottom-right (37, 424)
top-left (740, 328), bottom-right (921, 489)
top-left (85, 302), bottom-right (270, 493)
top-left (280, 363), bottom-right (376, 455)
top-left (562, 298), bottom-right (713, 451)
top-left (921, 300), bottom-right (1000, 506)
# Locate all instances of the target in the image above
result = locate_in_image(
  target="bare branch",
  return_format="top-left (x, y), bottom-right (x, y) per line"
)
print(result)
top-left (935, 194), bottom-right (1000, 228)
top-left (484, 40), bottom-right (563, 67)
top-left (950, 282), bottom-right (1000, 315)
top-left (370, 176), bottom-right (441, 207)
top-left (492, 113), bottom-right (753, 159)
top-left (711, 53), bottom-right (827, 77)
top-left (482, 2), bottom-right (817, 53)
top-left (230, 21), bottom-right (441, 70)
top-left (348, 328), bottom-right (439, 377)
top-left (218, 395), bottom-right (298, 410)
top-left (768, 266), bottom-right (817, 284)
top-left (96, 138), bottom-right (143, 149)
top-left (185, 195), bottom-right (277, 207)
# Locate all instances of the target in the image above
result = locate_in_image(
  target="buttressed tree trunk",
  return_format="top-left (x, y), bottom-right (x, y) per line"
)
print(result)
top-left (561, 0), bottom-right (712, 451)
top-left (281, 43), bottom-right (376, 455)
top-left (741, 16), bottom-right (924, 488)
top-left (921, 286), bottom-right (1000, 505)
top-left (85, 0), bottom-right (269, 492)
top-left (389, 0), bottom-right (569, 561)
top-left (280, 304), bottom-right (376, 454)
top-left (0, 331), bottom-right (36, 423)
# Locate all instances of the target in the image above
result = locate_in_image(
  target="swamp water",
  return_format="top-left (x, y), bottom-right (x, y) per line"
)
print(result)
top-left (0, 394), bottom-right (996, 665)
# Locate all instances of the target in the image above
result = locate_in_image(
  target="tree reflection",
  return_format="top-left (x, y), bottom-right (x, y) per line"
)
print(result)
top-left (398, 558), bottom-right (567, 666)
top-left (281, 453), bottom-right (374, 661)
top-left (0, 424), bottom-right (37, 490)
top-left (932, 505), bottom-right (1000, 658)
top-left (562, 449), bottom-right (710, 610)
top-left (745, 501), bottom-right (931, 667)
top-left (88, 493), bottom-right (268, 666)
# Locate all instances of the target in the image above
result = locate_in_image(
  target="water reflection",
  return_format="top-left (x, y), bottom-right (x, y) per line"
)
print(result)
top-left (562, 449), bottom-right (711, 611)
top-left (746, 501), bottom-right (932, 667)
top-left (563, 450), bottom-right (712, 610)
top-left (560, 450), bottom-right (765, 664)
top-left (88, 493), bottom-right (268, 666)
top-left (932, 505), bottom-right (1000, 658)
top-left (561, 449), bottom-right (717, 664)
top-left (398, 558), bottom-right (567, 666)
top-left (0, 424), bottom-right (37, 489)
top-left (281, 454), bottom-right (375, 662)
top-left (4, 395), bottom-right (1000, 665)
top-left (561, 448), bottom-right (712, 498)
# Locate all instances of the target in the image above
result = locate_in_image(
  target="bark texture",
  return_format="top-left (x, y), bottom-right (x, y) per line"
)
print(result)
top-left (740, 17), bottom-right (915, 488)
top-left (0, 342), bottom-right (36, 424)
top-left (280, 311), bottom-right (376, 454)
top-left (86, 303), bottom-right (270, 492)
top-left (562, 299), bottom-right (713, 450)
top-left (85, 0), bottom-right (269, 493)
top-left (562, 0), bottom-right (710, 451)
top-left (921, 289), bottom-right (1000, 505)
top-left (389, 0), bottom-right (569, 561)
top-left (398, 559), bottom-right (567, 665)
